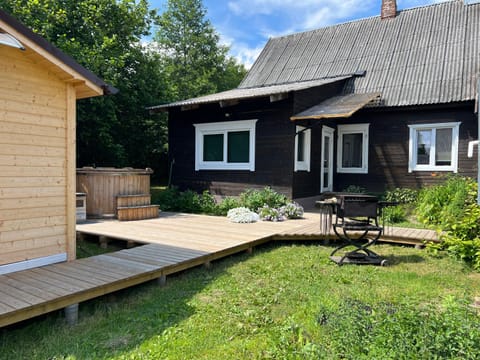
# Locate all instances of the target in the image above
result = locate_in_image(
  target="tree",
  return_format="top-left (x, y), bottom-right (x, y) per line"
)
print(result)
top-left (155, 0), bottom-right (246, 101)
top-left (1, 0), bottom-right (246, 178)
top-left (0, 0), bottom-right (169, 173)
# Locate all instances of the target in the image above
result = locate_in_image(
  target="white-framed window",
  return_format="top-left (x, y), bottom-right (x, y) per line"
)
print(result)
top-left (337, 123), bottom-right (369, 174)
top-left (294, 126), bottom-right (311, 172)
top-left (408, 122), bottom-right (460, 173)
top-left (194, 119), bottom-right (257, 171)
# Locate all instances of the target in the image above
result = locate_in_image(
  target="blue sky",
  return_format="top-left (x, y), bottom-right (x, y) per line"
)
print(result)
top-left (149, 0), bottom-right (449, 68)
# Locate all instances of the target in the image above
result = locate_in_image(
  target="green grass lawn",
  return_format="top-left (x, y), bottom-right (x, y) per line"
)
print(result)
top-left (1, 243), bottom-right (479, 359)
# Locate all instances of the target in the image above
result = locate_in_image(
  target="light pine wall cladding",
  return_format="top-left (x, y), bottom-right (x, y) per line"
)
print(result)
top-left (0, 46), bottom-right (71, 266)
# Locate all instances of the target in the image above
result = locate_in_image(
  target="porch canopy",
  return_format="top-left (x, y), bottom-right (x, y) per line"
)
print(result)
top-left (291, 92), bottom-right (381, 121)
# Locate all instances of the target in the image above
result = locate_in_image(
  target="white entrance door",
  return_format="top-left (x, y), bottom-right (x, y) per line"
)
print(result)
top-left (321, 126), bottom-right (334, 192)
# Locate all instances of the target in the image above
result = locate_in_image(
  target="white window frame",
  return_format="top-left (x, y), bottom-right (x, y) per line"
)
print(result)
top-left (408, 122), bottom-right (460, 173)
top-left (294, 126), bottom-right (311, 172)
top-left (321, 126), bottom-right (335, 192)
top-left (194, 119), bottom-right (257, 171)
top-left (337, 123), bottom-right (370, 174)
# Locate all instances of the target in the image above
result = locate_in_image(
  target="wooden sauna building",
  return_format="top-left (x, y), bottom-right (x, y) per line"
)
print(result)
top-left (0, 10), bottom-right (115, 274)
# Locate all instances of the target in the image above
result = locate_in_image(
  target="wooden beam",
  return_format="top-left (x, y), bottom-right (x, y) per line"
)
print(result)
top-left (156, 274), bottom-right (167, 287)
top-left (181, 104), bottom-right (199, 111)
top-left (99, 236), bottom-right (109, 249)
top-left (219, 99), bottom-right (239, 108)
top-left (64, 303), bottom-right (78, 325)
top-left (270, 93), bottom-right (288, 102)
top-left (66, 84), bottom-right (76, 262)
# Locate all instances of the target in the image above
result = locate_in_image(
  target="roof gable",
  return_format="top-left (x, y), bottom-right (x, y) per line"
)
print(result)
top-left (0, 10), bottom-right (116, 99)
top-left (240, 1), bottom-right (480, 107)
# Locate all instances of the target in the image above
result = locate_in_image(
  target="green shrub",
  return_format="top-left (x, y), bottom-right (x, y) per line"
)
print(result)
top-left (419, 176), bottom-right (480, 270)
top-left (342, 185), bottom-right (366, 194)
top-left (416, 176), bottom-right (477, 227)
top-left (177, 189), bottom-right (202, 213)
top-left (154, 186), bottom-right (181, 211)
top-left (216, 196), bottom-right (241, 216)
top-left (198, 190), bottom-right (218, 214)
top-left (384, 187), bottom-right (418, 204)
top-left (381, 205), bottom-right (406, 224)
top-left (313, 297), bottom-right (480, 359)
top-left (428, 203), bottom-right (480, 270)
top-left (381, 188), bottom-right (418, 225)
top-left (155, 188), bottom-right (219, 214)
top-left (239, 187), bottom-right (288, 212)
top-left (439, 235), bottom-right (480, 270)
top-left (154, 186), bottom-right (296, 218)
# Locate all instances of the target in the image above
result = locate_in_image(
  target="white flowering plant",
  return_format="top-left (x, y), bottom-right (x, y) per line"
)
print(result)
top-left (258, 205), bottom-right (286, 222)
top-left (227, 207), bottom-right (260, 223)
top-left (280, 202), bottom-right (304, 219)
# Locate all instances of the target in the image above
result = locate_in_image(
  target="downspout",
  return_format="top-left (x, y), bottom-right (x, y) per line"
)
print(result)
top-left (478, 77), bottom-right (480, 205)
top-left (168, 158), bottom-right (175, 189)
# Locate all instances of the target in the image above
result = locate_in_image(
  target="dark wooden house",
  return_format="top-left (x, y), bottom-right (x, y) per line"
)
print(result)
top-left (150, 0), bottom-right (480, 199)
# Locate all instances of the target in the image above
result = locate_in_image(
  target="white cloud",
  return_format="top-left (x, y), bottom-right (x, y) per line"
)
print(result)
top-left (217, 32), bottom-right (264, 69)
top-left (221, 0), bottom-right (374, 68)
top-left (225, 0), bottom-right (379, 36)
top-left (231, 43), bottom-right (265, 69)
top-left (302, 0), bottom-right (379, 29)
top-left (219, 0), bottom-right (448, 68)
top-left (228, 0), bottom-right (366, 19)
top-left (398, 0), bottom-right (450, 8)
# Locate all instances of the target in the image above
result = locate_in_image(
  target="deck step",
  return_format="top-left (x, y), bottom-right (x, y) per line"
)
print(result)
top-left (116, 194), bottom-right (151, 208)
top-left (117, 205), bottom-right (159, 221)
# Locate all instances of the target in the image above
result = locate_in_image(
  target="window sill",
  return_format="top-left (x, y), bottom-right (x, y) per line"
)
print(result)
top-left (294, 162), bottom-right (310, 172)
top-left (196, 163), bottom-right (255, 171)
top-left (409, 167), bottom-right (457, 173)
top-left (337, 168), bottom-right (368, 174)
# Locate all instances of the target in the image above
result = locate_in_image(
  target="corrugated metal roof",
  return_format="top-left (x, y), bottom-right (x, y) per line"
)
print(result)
top-left (240, 1), bottom-right (480, 107)
top-left (148, 75), bottom-right (352, 111)
top-left (291, 93), bottom-right (381, 120)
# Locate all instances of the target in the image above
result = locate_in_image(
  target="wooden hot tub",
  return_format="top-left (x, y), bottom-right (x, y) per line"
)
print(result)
top-left (76, 167), bottom-right (153, 218)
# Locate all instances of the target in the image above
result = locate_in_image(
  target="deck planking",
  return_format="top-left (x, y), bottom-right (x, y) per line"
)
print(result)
top-left (0, 244), bottom-right (172, 327)
top-left (1, 211), bottom-right (439, 328)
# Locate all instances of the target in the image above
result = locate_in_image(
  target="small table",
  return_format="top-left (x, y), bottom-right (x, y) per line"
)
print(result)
top-left (315, 200), bottom-right (336, 235)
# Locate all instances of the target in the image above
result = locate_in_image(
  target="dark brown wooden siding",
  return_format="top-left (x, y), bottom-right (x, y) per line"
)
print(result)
top-left (332, 103), bottom-right (478, 193)
top-left (169, 91), bottom-right (477, 199)
top-left (293, 80), bottom-right (347, 114)
top-left (168, 97), bottom-right (296, 197)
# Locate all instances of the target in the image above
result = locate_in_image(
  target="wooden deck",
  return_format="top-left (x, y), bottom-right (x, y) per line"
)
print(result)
top-left (0, 211), bottom-right (439, 328)
top-left (273, 218), bottom-right (440, 246)
top-left (0, 243), bottom-right (210, 328)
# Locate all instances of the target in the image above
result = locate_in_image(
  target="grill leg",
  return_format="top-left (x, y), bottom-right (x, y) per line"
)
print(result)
top-left (330, 226), bottom-right (384, 265)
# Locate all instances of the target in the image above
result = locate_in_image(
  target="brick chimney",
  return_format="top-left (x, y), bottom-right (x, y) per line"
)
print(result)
top-left (381, 0), bottom-right (397, 19)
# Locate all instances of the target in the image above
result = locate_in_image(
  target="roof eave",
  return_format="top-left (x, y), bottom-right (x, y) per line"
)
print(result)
top-left (0, 10), bottom-right (117, 99)
top-left (148, 75), bottom-right (354, 114)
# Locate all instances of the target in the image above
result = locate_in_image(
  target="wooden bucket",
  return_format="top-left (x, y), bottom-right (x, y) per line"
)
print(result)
top-left (76, 167), bottom-right (153, 219)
